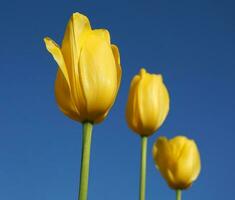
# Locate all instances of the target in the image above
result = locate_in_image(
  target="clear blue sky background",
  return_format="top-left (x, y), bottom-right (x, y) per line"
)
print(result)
top-left (0, 0), bottom-right (234, 199)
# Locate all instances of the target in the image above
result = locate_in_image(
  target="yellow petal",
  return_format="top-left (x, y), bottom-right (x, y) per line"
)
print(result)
top-left (137, 72), bottom-right (161, 134)
top-left (55, 69), bottom-right (80, 121)
top-left (78, 31), bottom-right (117, 121)
top-left (61, 12), bottom-right (91, 111)
top-left (157, 79), bottom-right (170, 126)
top-left (169, 136), bottom-right (188, 162)
top-left (94, 44), bottom-right (122, 123)
top-left (175, 140), bottom-right (201, 184)
top-left (111, 44), bottom-right (122, 88)
top-left (153, 137), bottom-right (178, 188)
top-left (153, 137), bottom-right (172, 170)
top-left (44, 37), bottom-right (70, 89)
top-left (126, 75), bottom-right (141, 132)
top-left (61, 12), bottom-right (91, 72)
top-left (93, 29), bottom-right (111, 44)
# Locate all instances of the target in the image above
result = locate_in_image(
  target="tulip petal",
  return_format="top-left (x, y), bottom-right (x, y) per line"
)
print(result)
top-left (44, 37), bottom-right (70, 89)
top-left (61, 12), bottom-right (91, 71)
top-left (61, 12), bottom-right (91, 73)
top-left (177, 140), bottom-right (201, 183)
top-left (55, 69), bottom-right (80, 121)
top-left (78, 32), bottom-right (117, 121)
top-left (170, 136), bottom-right (188, 162)
top-left (126, 75), bottom-right (141, 132)
top-left (93, 44), bottom-right (122, 123)
top-left (61, 12), bottom-right (91, 110)
top-left (191, 148), bottom-right (201, 181)
top-left (138, 73), bottom-right (162, 134)
top-left (93, 29), bottom-right (111, 44)
top-left (154, 137), bottom-right (172, 170)
top-left (153, 137), bottom-right (178, 188)
top-left (111, 44), bottom-right (122, 88)
top-left (158, 80), bottom-right (170, 126)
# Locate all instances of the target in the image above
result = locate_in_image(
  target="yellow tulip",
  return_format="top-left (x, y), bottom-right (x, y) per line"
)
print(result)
top-left (152, 136), bottom-right (201, 190)
top-left (44, 12), bottom-right (122, 123)
top-left (126, 69), bottom-right (170, 136)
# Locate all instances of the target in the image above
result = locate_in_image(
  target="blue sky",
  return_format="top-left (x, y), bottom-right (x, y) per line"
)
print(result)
top-left (0, 0), bottom-right (235, 199)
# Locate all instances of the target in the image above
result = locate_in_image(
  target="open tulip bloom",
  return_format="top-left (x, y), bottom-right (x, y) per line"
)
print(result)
top-left (152, 136), bottom-right (201, 200)
top-left (44, 12), bottom-right (122, 200)
top-left (126, 68), bottom-right (170, 200)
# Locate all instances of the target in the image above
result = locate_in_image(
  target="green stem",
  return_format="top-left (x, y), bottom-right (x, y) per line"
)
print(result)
top-left (78, 122), bottom-right (93, 200)
top-left (176, 190), bottom-right (182, 200)
top-left (139, 136), bottom-right (148, 200)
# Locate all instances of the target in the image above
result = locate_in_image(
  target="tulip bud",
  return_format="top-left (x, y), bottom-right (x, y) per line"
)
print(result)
top-left (152, 136), bottom-right (201, 190)
top-left (126, 69), bottom-right (170, 136)
top-left (44, 12), bottom-right (122, 123)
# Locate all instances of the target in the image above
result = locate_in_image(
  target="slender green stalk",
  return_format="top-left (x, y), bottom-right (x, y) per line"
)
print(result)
top-left (78, 122), bottom-right (93, 200)
top-left (176, 190), bottom-right (182, 200)
top-left (139, 136), bottom-right (148, 200)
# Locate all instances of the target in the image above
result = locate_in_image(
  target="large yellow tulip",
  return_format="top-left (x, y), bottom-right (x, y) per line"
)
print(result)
top-left (152, 136), bottom-right (201, 190)
top-left (44, 12), bottom-right (122, 123)
top-left (126, 68), bottom-right (169, 136)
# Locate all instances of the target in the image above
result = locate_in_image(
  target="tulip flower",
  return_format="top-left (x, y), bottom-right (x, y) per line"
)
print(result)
top-left (126, 68), bottom-right (170, 200)
top-left (44, 13), bottom-right (121, 124)
top-left (152, 136), bottom-right (201, 200)
top-left (126, 68), bottom-right (169, 137)
top-left (44, 12), bottom-right (122, 200)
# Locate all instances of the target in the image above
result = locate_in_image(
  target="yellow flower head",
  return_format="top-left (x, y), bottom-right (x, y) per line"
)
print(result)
top-left (44, 12), bottom-right (122, 123)
top-left (152, 136), bottom-right (201, 190)
top-left (126, 69), bottom-right (170, 136)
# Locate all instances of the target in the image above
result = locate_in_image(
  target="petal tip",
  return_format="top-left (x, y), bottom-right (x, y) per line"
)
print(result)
top-left (139, 68), bottom-right (147, 76)
top-left (43, 37), bottom-right (50, 45)
top-left (72, 12), bottom-right (90, 23)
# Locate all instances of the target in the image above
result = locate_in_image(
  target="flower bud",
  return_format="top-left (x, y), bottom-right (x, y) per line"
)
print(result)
top-left (126, 69), bottom-right (169, 136)
top-left (152, 136), bottom-right (201, 190)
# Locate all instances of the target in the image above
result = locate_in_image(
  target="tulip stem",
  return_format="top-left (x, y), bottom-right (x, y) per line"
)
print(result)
top-left (176, 190), bottom-right (182, 200)
top-left (78, 122), bottom-right (93, 200)
top-left (139, 136), bottom-right (148, 200)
